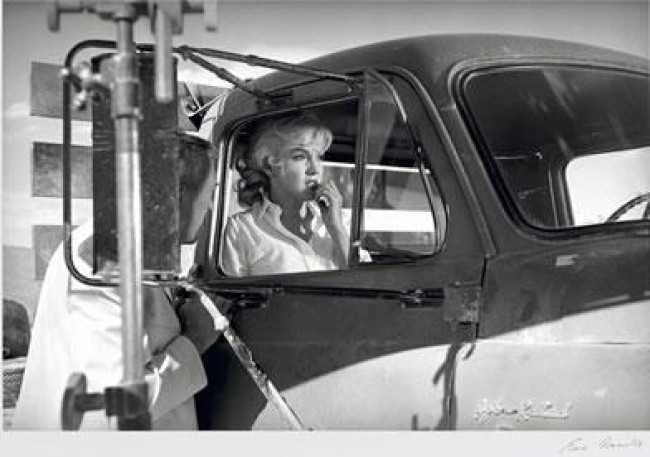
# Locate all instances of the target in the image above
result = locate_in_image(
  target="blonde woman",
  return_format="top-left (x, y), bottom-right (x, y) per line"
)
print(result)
top-left (222, 112), bottom-right (350, 276)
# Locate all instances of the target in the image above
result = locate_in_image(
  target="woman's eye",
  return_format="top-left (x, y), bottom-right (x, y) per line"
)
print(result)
top-left (291, 153), bottom-right (306, 161)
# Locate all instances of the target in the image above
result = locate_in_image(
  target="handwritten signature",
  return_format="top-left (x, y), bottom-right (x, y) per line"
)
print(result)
top-left (560, 436), bottom-right (644, 453)
top-left (474, 399), bottom-right (572, 423)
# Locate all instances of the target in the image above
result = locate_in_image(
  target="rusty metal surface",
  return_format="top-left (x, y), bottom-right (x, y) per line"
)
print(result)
top-left (91, 53), bottom-right (181, 277)
top-left (443, 283), bottom-right (481, 324)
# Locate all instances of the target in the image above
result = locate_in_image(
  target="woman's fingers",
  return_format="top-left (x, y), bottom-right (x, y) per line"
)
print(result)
top-left (317, 193), bottom-right (331, 209)
top-left (326, 181), bottom-right (341, 200)
top-left (315, 182), bottom-right (338, 208)
top-left (315, 182), bottom-right (344, 218)
top-left (314, 184), bottom-right (329, 208)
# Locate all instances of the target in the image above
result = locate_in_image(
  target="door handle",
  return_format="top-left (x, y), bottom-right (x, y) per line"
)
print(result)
top-left (399, 288), bottom-right (445, 308)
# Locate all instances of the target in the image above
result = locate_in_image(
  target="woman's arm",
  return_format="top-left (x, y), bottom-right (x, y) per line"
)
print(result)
top-left (315, 181), bottom-right (349, 268)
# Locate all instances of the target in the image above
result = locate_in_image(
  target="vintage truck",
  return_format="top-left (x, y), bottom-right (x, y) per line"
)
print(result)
top-left (174, 33), bottom-right (649, 430)
top-left (34, 31), bottom-right (649, 431)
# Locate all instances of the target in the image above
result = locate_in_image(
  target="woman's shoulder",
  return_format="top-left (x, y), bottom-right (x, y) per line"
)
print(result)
top-left (225, 207), bottom-right (257, 234)
top-left (228, 207), bottom-right (255, 223)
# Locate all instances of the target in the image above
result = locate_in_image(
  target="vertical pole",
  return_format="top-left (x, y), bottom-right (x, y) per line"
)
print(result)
top-left (349, 71), bottom-right (371, 266)
top-left (113, 5), bottom-right (150, 430)
top-left (154, 7), bottom-right (174, 102)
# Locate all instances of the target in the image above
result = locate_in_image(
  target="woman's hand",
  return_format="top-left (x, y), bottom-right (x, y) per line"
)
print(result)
top-left (314, 181), bottom-right (349, 267)
top-left (314, 181), bottom-right (344, 232)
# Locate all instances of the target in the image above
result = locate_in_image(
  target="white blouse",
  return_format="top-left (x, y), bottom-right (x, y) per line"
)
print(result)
top-left (221, 198), bottom-right (339, 277)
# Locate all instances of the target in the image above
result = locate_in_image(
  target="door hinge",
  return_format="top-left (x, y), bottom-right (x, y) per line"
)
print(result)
top-left (443, 283), bottom-right (481, 324)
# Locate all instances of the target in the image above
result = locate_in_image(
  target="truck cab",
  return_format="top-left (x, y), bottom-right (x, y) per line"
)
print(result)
top-left (185, 34), bottom-right (650, 430)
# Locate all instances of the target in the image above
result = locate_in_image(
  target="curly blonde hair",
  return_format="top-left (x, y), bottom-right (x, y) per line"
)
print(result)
top-left (236, 111), bottom-right (332, 207)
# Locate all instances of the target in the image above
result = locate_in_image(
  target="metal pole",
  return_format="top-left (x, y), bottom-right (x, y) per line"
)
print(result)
top-left (154, 6), bottom-right (174, 102)
top-left (113, 5), bottom-right (150, 429)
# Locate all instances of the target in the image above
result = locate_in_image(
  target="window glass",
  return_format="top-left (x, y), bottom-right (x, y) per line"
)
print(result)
top-left (566, 147), bottom-right (650, 225)
top-left (217, 83), bottom-right (443, 276)
top-left (462, 66), bottom-right (650, 229)
top-left (358, 78), bottom-right (438, 260)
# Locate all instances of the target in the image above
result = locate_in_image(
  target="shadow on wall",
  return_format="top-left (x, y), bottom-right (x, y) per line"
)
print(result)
top-left (3, 245), bottom-right (44, 326)
top-left (3, 298), bottom-right (31, 429)
top-left (3, 299), bottom-right (31, 360)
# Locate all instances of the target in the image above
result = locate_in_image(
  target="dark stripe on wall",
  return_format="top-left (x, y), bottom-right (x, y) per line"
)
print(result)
top-left (32, 142), bottom-right (93, 198)
top-left (30, 62), bottom-right (90, 121)
top-left (31, 61), bottom-right (226, 130)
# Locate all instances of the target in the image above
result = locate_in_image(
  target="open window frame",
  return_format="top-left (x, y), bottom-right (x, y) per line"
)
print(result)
top-left (206, 69), bottom-right (447, 280)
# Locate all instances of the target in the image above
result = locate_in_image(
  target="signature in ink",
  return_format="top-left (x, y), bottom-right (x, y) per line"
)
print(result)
top-left (474, 399), bottom-right (572, 424)
top-left (599, 436), bottom-right (644, 451)
top-left (559, 436), bottom-right (644, 453)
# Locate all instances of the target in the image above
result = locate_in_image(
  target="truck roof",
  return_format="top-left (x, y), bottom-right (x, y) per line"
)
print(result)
top-left (252, 33), bottom-right (649, 104)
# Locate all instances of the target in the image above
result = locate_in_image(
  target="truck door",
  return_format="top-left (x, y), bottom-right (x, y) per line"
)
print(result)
top-left (196, 70), bottom-right (488, 430)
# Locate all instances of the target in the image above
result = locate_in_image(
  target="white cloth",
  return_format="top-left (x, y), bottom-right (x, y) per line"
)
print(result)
top-left (197, 90), bottom-right (232, 142)
top-left (12, 222), bottom-right (207, 430)
top-left (180, 243), bottom-right (198, 277)
top-left (221, 198), bottom-right (339, 277)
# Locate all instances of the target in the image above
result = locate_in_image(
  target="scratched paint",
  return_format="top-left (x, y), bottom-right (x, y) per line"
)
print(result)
top-left (555, 254), bottom-right (579, 267)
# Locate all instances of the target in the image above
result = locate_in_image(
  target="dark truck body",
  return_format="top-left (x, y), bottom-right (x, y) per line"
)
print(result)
top-left (191, 34), bottom-right (649, 430)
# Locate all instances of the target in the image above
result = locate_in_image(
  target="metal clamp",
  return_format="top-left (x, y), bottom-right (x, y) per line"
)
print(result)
top-left (61, 372), bottom-right (151, 430)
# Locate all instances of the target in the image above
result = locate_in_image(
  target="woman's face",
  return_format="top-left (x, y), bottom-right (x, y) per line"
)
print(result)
top-left (268, 128), bottom-right (327, 203)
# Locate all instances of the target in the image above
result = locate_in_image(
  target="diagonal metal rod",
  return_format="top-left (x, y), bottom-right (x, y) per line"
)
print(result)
top-left (182, 284), bottom-right (307, 431)
top-left (176, 45), bottom-right (359, 83)
top-left (177, 48), bottom-right (273, 100)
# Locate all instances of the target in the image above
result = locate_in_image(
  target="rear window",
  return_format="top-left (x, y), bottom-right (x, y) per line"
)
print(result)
top-left (461, 65), bottom-right (650, 229)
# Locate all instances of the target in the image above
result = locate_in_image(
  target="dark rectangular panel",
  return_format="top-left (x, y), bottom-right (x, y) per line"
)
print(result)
top-left (32, 142), bottom-right (93, 198)
top-left (92, 53), bottom-right (181, 278)
top-left (30, 62), bottom-right (90, 121)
